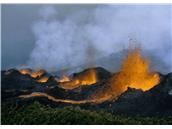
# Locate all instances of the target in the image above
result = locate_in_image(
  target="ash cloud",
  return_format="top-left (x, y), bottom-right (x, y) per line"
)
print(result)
top-left (28, 5), bottom-right (172, 73)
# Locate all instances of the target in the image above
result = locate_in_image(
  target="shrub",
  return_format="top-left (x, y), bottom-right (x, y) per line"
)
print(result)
top-left (1, 102), bottom-right (172, 125)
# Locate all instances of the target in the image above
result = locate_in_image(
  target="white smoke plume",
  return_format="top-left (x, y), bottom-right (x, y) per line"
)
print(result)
top-left (28, 5), bottom-right (171, 73)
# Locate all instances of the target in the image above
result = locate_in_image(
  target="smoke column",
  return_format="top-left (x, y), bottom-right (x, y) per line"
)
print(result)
top-left (28, 5), bottom-right (171, 73)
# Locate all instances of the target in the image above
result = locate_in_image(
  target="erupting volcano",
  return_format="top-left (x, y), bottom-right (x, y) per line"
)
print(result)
top-left (2, 46), bottom-right (172, 124)
top-left (16, 48), bottom-right (161, 104)
top-left (2, 4), bottom-right (171, 125)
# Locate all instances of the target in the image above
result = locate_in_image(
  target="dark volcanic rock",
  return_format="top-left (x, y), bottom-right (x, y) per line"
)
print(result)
top-left (43, 80), bottom-right (109, 101)
top-left (115, 87), bottom-right (144, 102)
top-left (2, 67), bottom-right (172, 117)
top-left (98, 88), bottom-right (144, 114)
top-left (39, 76), bottom-right (59, 87)
top-left (100, 72), bottom-right (172, 116)
top-left (1, 69), bottom-right (37, 90)
top-left (70, 80), bottom-right (110, 100)
top-left (141, 72), bottom-right (172, 116)
top-left (1, 67), bottom-right (110, 102)
top-left (73, 67), bottom-right (112, 81)
top-left (1, 69), bottom-right (46, 101)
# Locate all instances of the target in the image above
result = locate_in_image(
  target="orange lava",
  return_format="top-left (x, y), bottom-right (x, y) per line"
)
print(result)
top-left (37, 76), bottom-right (49, 83)
top-left (19, 69), bottom-right (31, 75)
top-left (112, 48), bottom-right (160, 91)
top-left (93, 48), bottom-right (160, 101)
top-left (30, 69), bottom-right (45, 78)
top-left (19, 92), bottom-right (99, 104)
top-left (20, 69), bottom-right (46, 79)
top-left (59, 69), bottom-right (97, 89)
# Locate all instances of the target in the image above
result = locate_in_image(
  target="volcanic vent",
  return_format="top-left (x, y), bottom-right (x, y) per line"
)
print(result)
top-left (58, 68), bottom-right (97, 89)
top-left (92, 48), bottom-right (160, 102)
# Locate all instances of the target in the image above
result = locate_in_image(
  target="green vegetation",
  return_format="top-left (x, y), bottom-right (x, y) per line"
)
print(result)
top-left (1, 102), bottom-right (172, 125)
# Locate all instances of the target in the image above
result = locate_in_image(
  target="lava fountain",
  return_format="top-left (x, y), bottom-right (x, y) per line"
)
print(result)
top-left (114, 48), bottom-right (160, 91)
top-left (93, 48), bottom-right (160, 101)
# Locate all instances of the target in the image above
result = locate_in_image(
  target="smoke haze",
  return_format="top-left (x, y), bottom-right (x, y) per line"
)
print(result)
top-left (2, 5), bottom-right (171, 73)
top-left (28, 5), bottom-right (171, 73)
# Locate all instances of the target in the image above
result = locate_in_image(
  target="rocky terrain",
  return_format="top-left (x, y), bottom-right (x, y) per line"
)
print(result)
top-left (1, 67), bottom-right (172, 117)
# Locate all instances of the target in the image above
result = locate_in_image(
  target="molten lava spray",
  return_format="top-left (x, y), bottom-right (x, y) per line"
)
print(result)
top-left (114, 48), bottom-right (160, 91)
top-left (93, 48), bottom-right (160, 101)
top-left (59, 69), bottom-right (97, 89)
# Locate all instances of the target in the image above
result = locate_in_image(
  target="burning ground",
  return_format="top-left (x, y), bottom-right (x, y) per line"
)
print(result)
top-left (1, 48), bottom-right (172, 124)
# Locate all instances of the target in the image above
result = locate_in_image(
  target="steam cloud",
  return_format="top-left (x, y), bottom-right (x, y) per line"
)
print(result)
top-left (28, 5), bottom-right (171, 73)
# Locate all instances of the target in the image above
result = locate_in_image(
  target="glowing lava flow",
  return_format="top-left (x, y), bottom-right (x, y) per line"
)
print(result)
top-left (59, 69), bottom-right (97, 89)
top-left (19, 92), bottom-right (107, 104)
top-left (37, 76), bottom-right (49, 83)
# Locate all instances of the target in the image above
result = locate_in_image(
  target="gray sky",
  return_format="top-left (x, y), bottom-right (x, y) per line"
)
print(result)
top-left (1, 4), bottom-right (97, 69)
top-left (2, 4), bottom-right (38, 69)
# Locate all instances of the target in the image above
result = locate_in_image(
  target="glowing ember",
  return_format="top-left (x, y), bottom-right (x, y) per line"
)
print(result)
top-left (59, 69), bottom-right (98, 89)
top-left (31, 69), bottom-right (45, 78)
top-left (37, 76), bottom-right (49, 83)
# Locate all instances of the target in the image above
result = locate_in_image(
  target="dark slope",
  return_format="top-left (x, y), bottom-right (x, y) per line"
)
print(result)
top-left (1, 68), bottom-right (172, 116)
